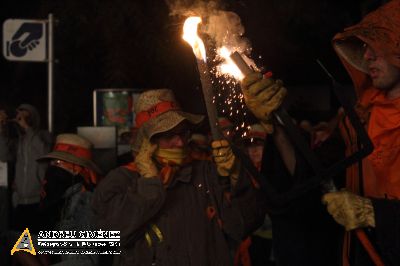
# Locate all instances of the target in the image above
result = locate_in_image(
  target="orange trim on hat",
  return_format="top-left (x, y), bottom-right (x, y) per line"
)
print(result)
top-left (219, 119), bottom-right (232, 129)
top-left (135, 101), bottom-right (180, 128)
top-left (54, 143), bottom-right (92, 160)
top-left (248, 131), bottom-right (266, 139)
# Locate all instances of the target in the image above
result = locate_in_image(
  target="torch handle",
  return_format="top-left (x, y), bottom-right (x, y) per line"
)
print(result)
top-left (197, 60), bottom-right (224, 140)
top-left (230, 52), bottom-right (253, 76)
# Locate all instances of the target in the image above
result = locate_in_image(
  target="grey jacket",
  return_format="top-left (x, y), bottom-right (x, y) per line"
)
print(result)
top-left (92, 160), bottom-right (266, 266)
top-left (0, 104), bottom-right (52, 205)
top-left (15, 128), bottom-right (52, 204)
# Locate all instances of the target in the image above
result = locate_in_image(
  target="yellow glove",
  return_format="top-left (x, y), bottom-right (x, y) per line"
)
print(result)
top-left (212, 140), bottom-right (240, 184)
top-left (322, 190), bottom-right (375, 231)
top-left (135, 137), bottom-right (159, 178)
top-left (241, 72), bottom-right (287, 133)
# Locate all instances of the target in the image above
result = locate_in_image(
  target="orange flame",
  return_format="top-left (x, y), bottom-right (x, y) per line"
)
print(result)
top-left (182, 17), bottom-right (207, 62)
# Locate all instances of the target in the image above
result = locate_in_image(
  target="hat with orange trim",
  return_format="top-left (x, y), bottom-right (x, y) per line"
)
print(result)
top-left (39, 133), bottom-right (102, 174)
top-left (132, 89), bottom-right (204, 151)
top-left (243, 123), bottom-right (267, 141)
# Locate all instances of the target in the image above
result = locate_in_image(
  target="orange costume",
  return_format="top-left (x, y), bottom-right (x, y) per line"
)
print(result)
top-left (334, 0), bottom-right (400, 200)
top-left (333, 1), bottom-right (400, 265)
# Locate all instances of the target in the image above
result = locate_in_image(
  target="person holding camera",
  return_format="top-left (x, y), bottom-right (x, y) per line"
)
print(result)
top-left (0, 104), bottom-right (53, 233)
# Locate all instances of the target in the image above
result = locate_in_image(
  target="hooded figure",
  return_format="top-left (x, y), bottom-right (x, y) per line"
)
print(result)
top-left (321, 1), bottom-right (400, 265)
top-left (92, 89), bottom-right (266, 266)
top-left (333, 0), bottom-right (400, 199)
top-left (0, 104), bottom-right (53, 233)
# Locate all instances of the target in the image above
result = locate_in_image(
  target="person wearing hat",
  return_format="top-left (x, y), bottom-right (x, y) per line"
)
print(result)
top-left (0, 104), bottom-right (53, 233)
top-left (242, 124), bottom-right (267, 172)
top-left (218, 116), bottom-right (235, 141)
top-left (240, 57), bottom-right (343, 265)
top-left (92, 88), bottom-right (267, 266)
top-left (233, 124), bottom-right (274, 266)
top-left (12, 133), bottom-right (101, 266)
top-left (39, 133), bottom-right (101, 217)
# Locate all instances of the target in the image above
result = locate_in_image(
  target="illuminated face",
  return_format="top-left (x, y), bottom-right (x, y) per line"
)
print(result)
top-left (247, 143), bottom-right (264, 165)
top-left (152, 122), bottom-right (190, 149)
top-left (363, 45), bottom-right (400, 91)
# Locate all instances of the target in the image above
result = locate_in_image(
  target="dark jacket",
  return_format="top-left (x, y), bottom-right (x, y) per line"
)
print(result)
top-left (261, 133), bottom-right (344, 266)
top-left (92, 159), bottom-right (266, 266)
top-left (371, 199), bottom-right (400, 266)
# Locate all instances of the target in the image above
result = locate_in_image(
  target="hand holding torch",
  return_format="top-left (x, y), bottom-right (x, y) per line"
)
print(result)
top-left (230, 52), bottom-right (384, 266)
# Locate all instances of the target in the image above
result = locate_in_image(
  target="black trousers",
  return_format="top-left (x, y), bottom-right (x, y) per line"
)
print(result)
top-left (11, 203), bottom-right (41, 233)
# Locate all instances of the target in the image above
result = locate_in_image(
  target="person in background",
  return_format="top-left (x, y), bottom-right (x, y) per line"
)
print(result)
top-left (13, 133), bottom-right (101, 266)
top-left (0, 106), bottom-right (17, 266)
top-left (240, 65), bottom-right (343, 265)
top-left (188, 133), bottom-right (211, 160)
top-left (117, 127), bottom-right (139, 166)
top-left (0, 104), bottom-right (52, 233)
top-left (243, 124), bottom-right (268, 171)
top-left (239, 124), bottom-right (275, 266)
top-left (218, 116), bottom-right (235, 140)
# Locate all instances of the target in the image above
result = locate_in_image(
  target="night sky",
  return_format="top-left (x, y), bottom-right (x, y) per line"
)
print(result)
top-left (0, 0), bottom-right (385, 134)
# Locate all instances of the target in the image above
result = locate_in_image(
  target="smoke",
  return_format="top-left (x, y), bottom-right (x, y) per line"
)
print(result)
top-left (166, 0), bottom-right (251, 54)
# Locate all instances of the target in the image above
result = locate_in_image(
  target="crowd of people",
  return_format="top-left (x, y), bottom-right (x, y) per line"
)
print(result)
top-left (1, 1), bottom-right (400, 265)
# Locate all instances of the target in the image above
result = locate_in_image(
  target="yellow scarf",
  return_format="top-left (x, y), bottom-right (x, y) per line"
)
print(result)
top-left (155, 148), bottom-right (188, 166)
top-left (154, 148), bottom-right (190, 186)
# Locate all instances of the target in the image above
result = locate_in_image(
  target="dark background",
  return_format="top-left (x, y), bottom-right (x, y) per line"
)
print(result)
top-left (0, 0), bottom-right (387, 134)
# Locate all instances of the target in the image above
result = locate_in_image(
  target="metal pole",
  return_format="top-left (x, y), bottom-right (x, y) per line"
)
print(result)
top-left (48, 13), bottom-right (54, 133)
top-left (196, 59), bottom-right (223, 140)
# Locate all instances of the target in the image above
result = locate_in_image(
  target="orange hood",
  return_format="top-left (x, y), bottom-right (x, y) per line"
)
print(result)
top-left (333, 0), bottom-right (400, 99)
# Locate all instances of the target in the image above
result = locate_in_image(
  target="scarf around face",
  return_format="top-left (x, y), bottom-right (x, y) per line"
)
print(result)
top-left (154, 148), bottom-right (191, 186)
top-left (124, 148), bottom-right (191, 187)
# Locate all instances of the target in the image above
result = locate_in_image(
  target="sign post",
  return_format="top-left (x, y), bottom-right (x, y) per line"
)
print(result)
top-left (48, 14), bottom-right (54, 132)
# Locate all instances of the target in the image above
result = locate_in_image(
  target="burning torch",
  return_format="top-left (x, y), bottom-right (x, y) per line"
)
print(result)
top-left (182, 17), bottom-right (223, 140)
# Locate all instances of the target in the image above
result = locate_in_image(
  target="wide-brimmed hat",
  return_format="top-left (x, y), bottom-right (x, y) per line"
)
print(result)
top-left (39, 133), bottom-right (102, 174)
top-left (132, 89), bottom-right (204, 151)
top-left (218, 117), bottom-right (233, 131)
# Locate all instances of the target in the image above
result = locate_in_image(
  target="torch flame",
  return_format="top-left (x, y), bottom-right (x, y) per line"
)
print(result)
top-left (182, 17), bottom-right (207, 62)
top-left (217, 46), bottom-right (244, 80)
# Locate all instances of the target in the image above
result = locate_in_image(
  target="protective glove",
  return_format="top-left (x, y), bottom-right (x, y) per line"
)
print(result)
top-left (212, 140), bottom-right (240, 186)
top-left (212, 140), bottom-right (235, 176)
top-left (241, 72), bottom-right (287, 133)
top-left (135, 137), bottom-right (159, 178)
top-left (322, 190), bottom-right (375, 231)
